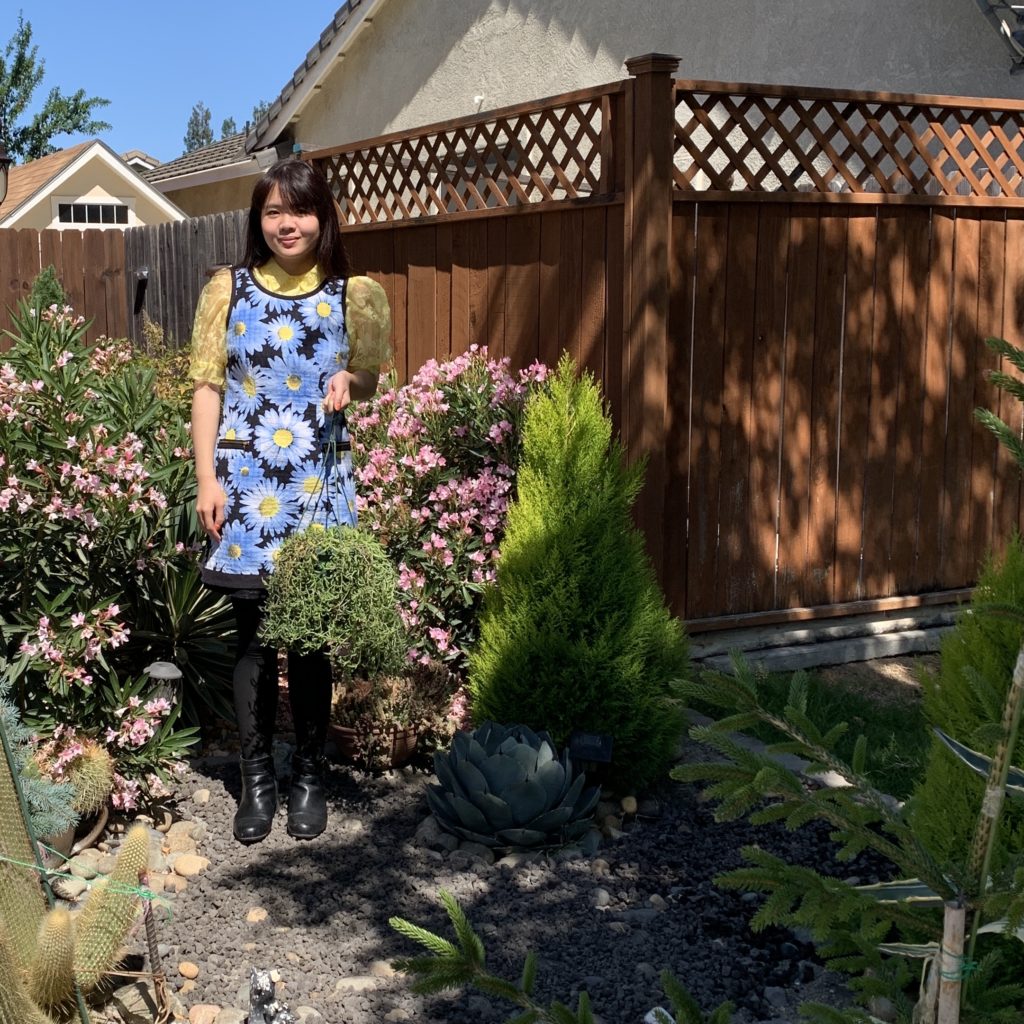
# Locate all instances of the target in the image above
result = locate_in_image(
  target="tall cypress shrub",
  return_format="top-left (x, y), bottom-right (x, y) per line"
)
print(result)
top-left (468, 355), bottom-right (688, 791)
top-left (908, 535), bottom-right (1024, 864)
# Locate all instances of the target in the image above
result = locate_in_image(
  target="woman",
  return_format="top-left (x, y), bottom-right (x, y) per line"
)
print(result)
top-left (189, 159), bottom-right (391, 843)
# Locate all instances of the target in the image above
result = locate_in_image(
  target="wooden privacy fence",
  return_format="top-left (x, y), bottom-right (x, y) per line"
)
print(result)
top-left (307, 56), bottom-right (1024, 627)
top-left (0, 227), bottom-right (126, 344)
top-left (6, 58), bottom-right (1024, 628)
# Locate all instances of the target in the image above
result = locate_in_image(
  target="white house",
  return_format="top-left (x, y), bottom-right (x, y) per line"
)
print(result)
top-left (0, 139), bottom-right (184, 230)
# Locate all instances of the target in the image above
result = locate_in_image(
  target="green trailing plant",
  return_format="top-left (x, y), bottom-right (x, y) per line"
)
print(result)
top-left (468, 355), bottom-right (689, 791)
top-left (389, 889), bottom-right (737, 1024)
top-left (0, 713), bottom-right (150, 1022)
top-left (426, 721), bottom-right (600, 850)
top-left (909, 537), bottom-right (1024, 865)
top-left (261, 525), bottom-right (406, 680)
top-left (671, 652), bottom-right (1024, 1022)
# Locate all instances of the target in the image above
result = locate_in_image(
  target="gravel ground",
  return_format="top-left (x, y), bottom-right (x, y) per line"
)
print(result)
top-left (112, 740), bottom-right (895, 1024)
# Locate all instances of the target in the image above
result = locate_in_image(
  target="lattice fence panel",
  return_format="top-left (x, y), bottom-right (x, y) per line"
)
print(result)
top-left (674, 84), bottom-right (1024, 198)
top-left (315, 97), bottom-right (609, 224)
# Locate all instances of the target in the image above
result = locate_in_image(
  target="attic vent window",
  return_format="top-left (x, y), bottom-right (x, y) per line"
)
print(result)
top-left (58, 202), bottom-right (128, 225)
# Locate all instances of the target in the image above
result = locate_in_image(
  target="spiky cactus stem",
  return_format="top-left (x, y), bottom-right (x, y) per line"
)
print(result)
top-left (66, 745), bottom-right (113, 817)
top-left (0, 712), bottom-right (47, 973)
top-left (29, 908), bottom-right (76, 1012)
top-left (0, 919), bottom-right (57, 1024)
top-left (72, 823), bottom-right (148, 992)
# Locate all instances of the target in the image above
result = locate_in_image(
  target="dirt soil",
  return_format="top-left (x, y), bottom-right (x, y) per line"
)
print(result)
top-left (817, 652), bottom-right (939, 708)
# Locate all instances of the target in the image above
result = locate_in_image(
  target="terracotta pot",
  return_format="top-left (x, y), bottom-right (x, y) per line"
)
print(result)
top-left (327, 723), bottom-right (418, 768)
top-left (42, 804), bottom-right (109, 868)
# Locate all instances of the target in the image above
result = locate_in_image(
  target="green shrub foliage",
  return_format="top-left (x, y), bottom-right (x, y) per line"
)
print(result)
top-left (909, 535), bottom-right (1024, 865)
top-left (261, 525), bottom-right (407, 680)
top-left (468, 355), bottom-right (688, 791)
top-left (26, 266), bottom-right (66, 314)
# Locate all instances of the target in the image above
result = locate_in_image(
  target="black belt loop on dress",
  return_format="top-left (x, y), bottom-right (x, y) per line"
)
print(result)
top-left (217, 438), bottom-right (252, 451)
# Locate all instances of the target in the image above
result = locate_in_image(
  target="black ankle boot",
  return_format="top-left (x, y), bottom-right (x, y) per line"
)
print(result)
top-left (287, 755), bottom-right (327, 839)
top-left (234, 754), bottom-right (277, 844)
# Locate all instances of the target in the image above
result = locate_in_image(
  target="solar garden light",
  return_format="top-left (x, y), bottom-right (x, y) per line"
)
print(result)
top-left (144, 660), bottom-right (183, 705)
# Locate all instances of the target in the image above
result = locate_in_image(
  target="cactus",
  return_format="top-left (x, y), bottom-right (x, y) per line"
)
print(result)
top-left (1, 717), bottom-right (150, 1021)
top-left (72, 824), bottom-right (149, 991)
top-left (30, 909), bottom-right (75, 1013)
top-left (65, 744), bottom-right (113, 817)
top-left (426, 721), bottom-right (600, 849)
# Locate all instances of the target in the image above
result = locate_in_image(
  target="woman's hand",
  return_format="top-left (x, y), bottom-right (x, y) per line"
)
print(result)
top-left (196, 477), bottom-right (226, 541)
top-left (325, 368), bottom-right (380, 412)
top-left (325, 369), bottom-right (355, 412)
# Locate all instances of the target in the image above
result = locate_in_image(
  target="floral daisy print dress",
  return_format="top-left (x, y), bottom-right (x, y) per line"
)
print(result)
top-left (189, 260), bottom-right (392, 591)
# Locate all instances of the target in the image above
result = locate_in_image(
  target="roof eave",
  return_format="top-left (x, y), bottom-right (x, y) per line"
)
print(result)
top-left (149, 157), bottom-right (263, 193)
top-left (245, 0), bottom-right (391, 153)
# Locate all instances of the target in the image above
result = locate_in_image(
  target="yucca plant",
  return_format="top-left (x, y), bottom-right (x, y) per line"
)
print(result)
top-left (426, 721), bottom-right (600, 850)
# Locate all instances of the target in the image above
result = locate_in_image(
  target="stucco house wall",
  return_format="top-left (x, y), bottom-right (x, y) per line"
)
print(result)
top-left (294, 0), bottom-right (1024, 152)
top-left (166, 174), bottom-right (262, 218)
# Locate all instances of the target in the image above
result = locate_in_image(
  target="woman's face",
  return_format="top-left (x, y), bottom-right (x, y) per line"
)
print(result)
top-left (260, 184), bottom-right (321, 274)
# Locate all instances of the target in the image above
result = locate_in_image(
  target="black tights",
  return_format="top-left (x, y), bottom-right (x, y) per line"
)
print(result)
top-left (231, 597), bottom-right (332, 760)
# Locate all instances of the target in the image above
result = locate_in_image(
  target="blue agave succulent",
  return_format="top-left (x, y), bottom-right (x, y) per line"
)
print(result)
top-left (426, 721), bottom-right (600, 849)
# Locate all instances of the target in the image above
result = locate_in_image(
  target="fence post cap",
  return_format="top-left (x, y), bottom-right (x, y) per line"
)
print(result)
top-left (625, 53), bottom-right (680, 76)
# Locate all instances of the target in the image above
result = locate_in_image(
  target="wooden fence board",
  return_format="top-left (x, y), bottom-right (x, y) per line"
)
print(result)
top-left (538, 212), bottom-right (562, 371)
top-left (405, 225), bottom-right (437, 374)
top-left (994, 216), bottom-right (1024, 541)
top-left (834, 209), bottom-right (877, 602)
top-left (579, 208), bottom-right (606, 381)
top-left (558, 209), bottom-right (583, 367)
top-left (889, 207), bottom-right (931, 592)
top-left (505, 214), bottom-right (541, 370)
top-left (943, 213), bottom-right (982, 587)
top-left (435, 222), bottom-right (453, 361)
top-left (779, 207), bottom-right (820, 608)
top-left (59, 231), bottom-right (85, 327)
top-left (450, 223), bottom-right (471, 356)
top-left (748, 204), bottom-right (790, 611)
top-left (804, 209), bottom-right (848, 607)
top-left (0, 229), bottom-right (22, 327)
top-left (685, 204), bottom-right (729, 618)
top-left (715, 203), bottom-right (758, 614)
top-left (861, 207), bottom-right (905, 597)
top-left (666, 203), bottom-right (696, 619)
top-left (917, 210), bottom-right (956, 588)
top-left (486, 218), bottom-right (507, 357)
top-left (970, 211), bottom-right (1006, 564)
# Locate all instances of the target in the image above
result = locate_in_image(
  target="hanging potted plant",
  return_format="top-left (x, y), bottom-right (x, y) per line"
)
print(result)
top-left (262, 525), bottom-right (416, 763)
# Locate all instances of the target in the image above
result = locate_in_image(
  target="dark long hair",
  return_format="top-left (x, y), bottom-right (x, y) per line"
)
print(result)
top-left (242, 159), bottom-right (350, 279)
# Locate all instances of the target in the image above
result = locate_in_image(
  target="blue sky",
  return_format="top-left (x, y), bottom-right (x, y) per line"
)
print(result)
top-left (10, 2), bottom-right (341, 163)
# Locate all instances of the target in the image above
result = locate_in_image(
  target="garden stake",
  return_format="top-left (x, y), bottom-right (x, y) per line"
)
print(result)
top-left (937, 902), bottom-right (965, 1024)
top-left (0, 711), bottom-right (92, 1024)
top-left (964, 639), bottom-right (1024, 973)
top-left (139, 867), bottom-right (172, 1024)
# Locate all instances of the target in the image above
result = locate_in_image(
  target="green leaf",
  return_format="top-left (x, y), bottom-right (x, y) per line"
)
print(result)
top-left (388, 915), bottom-right (459, 958)
top-left (877, 941), bottom-right (941, 958)
top-left (933, 728), bottom-right (1024, 798)
top-left (439, 889), bottom-right (485, 966)
top-left (854, 878), bottom-right (945, 906)
top-left (520, 950), bottom-right (537, 994)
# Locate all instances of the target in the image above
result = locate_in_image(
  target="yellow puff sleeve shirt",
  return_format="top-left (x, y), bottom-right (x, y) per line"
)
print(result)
top-left (188, 261), bottom-right (392, 387)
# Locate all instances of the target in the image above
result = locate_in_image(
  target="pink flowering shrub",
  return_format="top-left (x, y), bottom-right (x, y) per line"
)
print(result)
top-left (1, 300), bottom-right (204, 802)
top-left (348, 345), bottom-right (548, 671)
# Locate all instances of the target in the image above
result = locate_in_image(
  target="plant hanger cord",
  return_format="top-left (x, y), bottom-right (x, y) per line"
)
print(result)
top-left (305, 410), bottom-right (345, 533)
